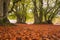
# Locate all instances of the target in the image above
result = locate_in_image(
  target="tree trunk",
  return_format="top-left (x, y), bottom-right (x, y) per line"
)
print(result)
top-left (15, 3), bottom-right (22, 23)
top-left (47, 0), bottom-right (58, 24)
top-left (3, 0), bottom-right (10, 24)
top-left (0, 0), bottom-right (3, 17)
top-left (39, 0), bottom-right (43, 23)
top-left (22, 3), bottom-right (26, 23)
top-left (0, 0), bottom-right (10, 25)
top-left (32, 0), bottom-right (40, 24)
top-left (44, 0), bottom-right (49, 23)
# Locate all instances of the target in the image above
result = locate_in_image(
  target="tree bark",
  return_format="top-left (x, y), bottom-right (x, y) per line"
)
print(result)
top-left (22, 3), bottom-right (26, 23)
top-left (0, 0), bottom-right (10, 25)
top-left (0, 0), bottom-right (3, 17)
top-left (39, 0), bottom-right (43, 23)
top-left (32, 0), bottom-right (40, 24)
top-left (44, 0), bottom-right (49, 23)
top-left (3, 0), bottom-right (10, 23)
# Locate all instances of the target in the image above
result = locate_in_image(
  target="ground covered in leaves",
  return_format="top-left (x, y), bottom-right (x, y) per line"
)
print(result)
top-left (0, 24), bottom-right (60, 40)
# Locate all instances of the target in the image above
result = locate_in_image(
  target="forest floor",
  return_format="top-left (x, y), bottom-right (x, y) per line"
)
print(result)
top-left (0, 24), bottom-right (60, 40)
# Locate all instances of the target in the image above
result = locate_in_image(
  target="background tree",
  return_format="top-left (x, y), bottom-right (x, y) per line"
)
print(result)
top-left (32, 0), bottom-right (40, 24)
top-left (0, 0), bottom-right (10, 25)
top-left (0, 0), bottom-right (60, 25)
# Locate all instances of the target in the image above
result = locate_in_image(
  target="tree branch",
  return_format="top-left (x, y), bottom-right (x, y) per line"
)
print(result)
top-left (8, 0), bottom-right (21, 13)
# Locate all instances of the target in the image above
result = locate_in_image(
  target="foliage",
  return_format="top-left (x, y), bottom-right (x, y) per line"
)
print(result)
top-left (0, 0), bottom-right (60, 25)
top-left (7, 0), bottom-right (60, 24)
top-left (8, 12), bottom-right (17, 20)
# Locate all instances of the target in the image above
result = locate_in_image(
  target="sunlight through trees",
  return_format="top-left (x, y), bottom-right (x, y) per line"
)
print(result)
top-left (0, 0), bottom-right (60, 25)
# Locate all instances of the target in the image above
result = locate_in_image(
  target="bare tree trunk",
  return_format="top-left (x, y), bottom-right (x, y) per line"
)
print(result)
top-left (0, 0), bottom-right (3, 25)
top-left (22, 3), bottom-right (26, 23)
top-left (44, 0), bottom-right (49, 23)
top-left (0, 0), bottom-right (10, 25)
top-left (39, 0), bottom-right (43, 23)
top-left (0, 0), bottom-right (3, 17)
top-left (15, 3), bottom-right (22, 23)
top-left (3, 0), bottom-right (10, 24)
top-left (32, 0), bottom-right (40, 24)
top-left (15, 2), bottom-right (26, 24)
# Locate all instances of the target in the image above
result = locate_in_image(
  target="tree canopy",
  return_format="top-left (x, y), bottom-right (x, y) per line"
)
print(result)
top-left (0, 0), bottom-right (60, 25)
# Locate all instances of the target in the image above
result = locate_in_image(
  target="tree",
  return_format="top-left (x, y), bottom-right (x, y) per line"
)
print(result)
top-left (39, 0), bottom-right (43, 23)
top-left (0, 0), bottom-right (10, 25)
top-left (32, 0), bottom-right (40, 24)
top-left (38, 0), bottom-right (60, 24)
top-left (0, 0), bottom-right (60, 25)
top-left (46, 0), bottom-right (60, 24)
top-left (9, 0), bottom-right (26, 23)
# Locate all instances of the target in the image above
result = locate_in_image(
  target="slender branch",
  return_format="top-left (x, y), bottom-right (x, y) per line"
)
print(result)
top-left (8, 0), bottom-right (21, 13)
top-left (51, 7), bottom-right (60, 20)
top-left (46, 1), bottom-right (60, 15)
top-left (48, 6), bottom-right (59, 20)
